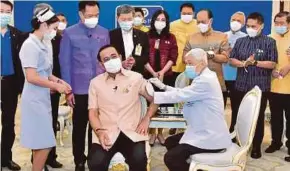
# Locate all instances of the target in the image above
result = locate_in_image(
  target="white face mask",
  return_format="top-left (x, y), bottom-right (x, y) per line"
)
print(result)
top-left (181, 15), bottom-right (193, 24)
top-left (246, 27), bottom-right (259, 37)
top-left (58, 22), bottom-right (67, 30)
top-left (133, 17), bottom-right (143, 26)
top-left (44, 29), bottom-right (57, 40)
top-left (198, 23), bottom-right (209, 33)
top-left (119, 21), bottom-right (134, 31)
top-left (104, 58), bottom-right (122, 74)
top-left (154, 21), bottom-right (166, 32)
top-left (84, 17), bottom-right (98, 28)
top-left (230, 21), bottom-right (242, 32)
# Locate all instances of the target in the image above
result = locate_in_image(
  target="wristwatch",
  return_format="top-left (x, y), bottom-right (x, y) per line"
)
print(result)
top-left (253, 60), bottom-right (258, 66)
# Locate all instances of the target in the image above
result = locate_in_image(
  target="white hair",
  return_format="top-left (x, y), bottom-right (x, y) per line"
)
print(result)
top-left (231, 11), bottom-right (246, 24)
top-left (185, 48), bottom-right (208, 65)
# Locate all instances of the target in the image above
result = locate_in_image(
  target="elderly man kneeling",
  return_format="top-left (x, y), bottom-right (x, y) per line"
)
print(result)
top-left (149, 48), bottom-right (232, 171)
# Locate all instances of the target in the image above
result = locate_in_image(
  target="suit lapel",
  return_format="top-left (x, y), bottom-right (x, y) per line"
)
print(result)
top-left (117, 28), bottom-right (126, 61)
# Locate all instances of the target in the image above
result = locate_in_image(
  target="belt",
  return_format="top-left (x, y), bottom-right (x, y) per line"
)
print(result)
top-left (0, 75), bottom-right (16, 81)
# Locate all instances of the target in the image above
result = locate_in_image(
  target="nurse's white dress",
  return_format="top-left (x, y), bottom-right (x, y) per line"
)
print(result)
top-left (19, 34), bottom-right (56, 149)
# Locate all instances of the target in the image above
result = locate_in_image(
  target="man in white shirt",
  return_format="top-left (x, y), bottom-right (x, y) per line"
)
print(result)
top-left (149, 48), bottom-right (232, 171)
top-left (223, 11), bottom-right (247, 137)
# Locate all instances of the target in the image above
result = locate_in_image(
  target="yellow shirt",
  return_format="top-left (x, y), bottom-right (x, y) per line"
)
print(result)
top-left (170, 19), bottom-right (199, 73)
top-left (134, 25), bottom-right (149, 32)
top-left (270, 31), bottom-right (290, 94)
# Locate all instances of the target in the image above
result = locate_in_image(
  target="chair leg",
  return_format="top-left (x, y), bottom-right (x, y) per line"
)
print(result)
top-left (58, 116), bottom-right (65, 146)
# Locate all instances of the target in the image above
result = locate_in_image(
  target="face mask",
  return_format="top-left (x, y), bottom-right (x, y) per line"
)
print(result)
top-left (0, 13), bottom-right (11, 27)
top-left (155, 21), bottom-right (166, 32)
top-left (104, 58), bottom-right (122, 74)
top-left (246, 27), bottom-right (259, 37)
top-left (133, 17), bottom-right (143, 26)
top-left (84, 17), bottom-right (98, 28)
top-left (119, 21), bottom-right (133, 31)
top-left (184, 65), bottom-right (198, 79)
top-left (44, 29), bottom-right (57, 40)
top-left (230, 21), bottom-right (242, 32)
top-left (275, 26), bottom-right (288, 35)
top-left (198, 23), bottom-right (209, 33)
top-left (58, 22), bottom-right (67, 30)
top-left (181, 15), bottom-right (193, 24)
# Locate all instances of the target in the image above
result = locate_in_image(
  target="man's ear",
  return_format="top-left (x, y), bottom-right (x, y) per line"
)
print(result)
top-left (79, 11), bottom-right (84, 22)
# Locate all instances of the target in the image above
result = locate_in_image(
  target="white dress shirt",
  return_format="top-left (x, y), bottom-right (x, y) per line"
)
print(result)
top-left (225, 30), bottom-right (247, 48)
top-left (154, 68), bottom-right (232, 150)
top-left (122, 29), bottom-right (134, 59)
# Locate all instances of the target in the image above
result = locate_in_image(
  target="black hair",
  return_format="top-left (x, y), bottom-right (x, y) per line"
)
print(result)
top-left (97, 44), bottom-right (120, 62)
top-left (180, 3), bottom-right (195, 12)
top-left (31, 11), bottom-right (59, 30)
top-left (134, 7), bottom-right (144, 17)
top-left (198, 9), bottom-right (213, 19)
top-left (247, 12), bottom-right (264, 24)
top-left (1, 0), bottom-right (13, 10)
top-left (274, 11), bottom-right (290, 23)
top-left (79, 0), bottom-right (100, 12)
top-left (56, 13), bottom-right (65, 17)
top-left (149, 10), bottom-right (170, 38)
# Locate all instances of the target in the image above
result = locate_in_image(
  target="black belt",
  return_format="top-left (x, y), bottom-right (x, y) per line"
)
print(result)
top-left (0, 75), bottom-right (16, 81)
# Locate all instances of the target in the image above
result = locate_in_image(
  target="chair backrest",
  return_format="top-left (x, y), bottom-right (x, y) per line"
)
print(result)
top-left (175, 72), bottom-right (190, 88)
top-left (236, 86), bottom-right (262, 147)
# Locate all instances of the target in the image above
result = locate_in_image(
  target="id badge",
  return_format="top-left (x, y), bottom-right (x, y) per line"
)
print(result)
top-left (135, 44), bottom-right (142, 56)
top-left (154, 39), bottom-right (160, 49)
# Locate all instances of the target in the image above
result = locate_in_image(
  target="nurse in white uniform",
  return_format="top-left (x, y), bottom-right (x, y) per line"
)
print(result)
top-left (149, 48), bottom-right (232, 171)
top-left (19, 7), bottom-right (71, 171)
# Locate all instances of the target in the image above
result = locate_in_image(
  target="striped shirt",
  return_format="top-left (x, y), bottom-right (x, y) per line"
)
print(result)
top-left (230, 34), bottom-right (278, 92)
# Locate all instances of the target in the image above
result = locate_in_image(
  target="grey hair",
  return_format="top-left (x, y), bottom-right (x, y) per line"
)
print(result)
top-left (185, 48), bottom-right (208, 65)
top-left (117, 5), bottom-right (135, 16)
top-left (33, 3), bottom-right (53, 16)
top-left (231, 11), bottom-right (246, 24)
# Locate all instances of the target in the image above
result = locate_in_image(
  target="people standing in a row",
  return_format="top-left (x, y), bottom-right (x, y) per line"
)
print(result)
top-left (230, 12), bottom-right (278, 159)
top-left (110, 5), bottom-right (149, 75)
top-left (168, 2), bottom-right (198, 135)
top-left (59, 1), bottom-right (110, 171)
top-left (145, 10), bottom-right (178, 146)
top-left (184, 9), bottom-right (229, 104)
top-left (266, 11), bottom-right (290, 162)
top-left (1, 0), bottom-right (24, 170)
top-left (46, 13), bottom-right (68, 169)
top-left (19, 6), bottom-right (71, 171)
top-left (224, 11), bottom-right (247, 138)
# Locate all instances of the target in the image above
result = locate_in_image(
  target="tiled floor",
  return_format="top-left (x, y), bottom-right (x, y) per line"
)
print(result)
top-left (1, 104), bottom-right (290, 171)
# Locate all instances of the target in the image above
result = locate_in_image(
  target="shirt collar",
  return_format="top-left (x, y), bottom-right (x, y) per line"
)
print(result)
top-left (29, 33), bottom-right (47, 50)
top-left (201, 28), bottom-right (213, 36)
top-left (122, 29), bottom-right (133, 35)
top-left (104, 68), bottom-right (129, 80)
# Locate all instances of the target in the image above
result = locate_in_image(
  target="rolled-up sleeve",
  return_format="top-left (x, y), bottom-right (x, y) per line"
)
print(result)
top-left (88, 80), bottom-right (99, 109)
top-left (138, 75), bottom-right (150, 97)
top-left (59, 30), bottom-right (72, 85)
top-left (19, 42), bottom-right (39, 68)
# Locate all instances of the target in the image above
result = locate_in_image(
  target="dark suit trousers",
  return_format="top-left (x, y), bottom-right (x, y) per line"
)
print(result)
top-left (230, 90), bottom-right (268, 149)
top-left (269, 92), bottom-right (290, 149)
top-left (73, 94), bottom-right (92, 165)
top-left (88, 132), bottom-right (147, 171)
top-left (46, 93), bottom-right (60, 163)
top-left (1, 75), bottom-right (18, 164)
top-left (164, 133), bottom-right (224, 171)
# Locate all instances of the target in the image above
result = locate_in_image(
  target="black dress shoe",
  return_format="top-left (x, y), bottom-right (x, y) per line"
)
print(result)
top-left (75, 163), bottom-right (85, 171)
top-left (251, 149), bottom-right (262, 159)
top-left (265, 144), bottom-right (282, 153)
top-left (285, 156), bottom-right (290, 162)
top-left (47, 160), bottom-right (63, 168)
top-left (2, 161), bottom-right (21, 171)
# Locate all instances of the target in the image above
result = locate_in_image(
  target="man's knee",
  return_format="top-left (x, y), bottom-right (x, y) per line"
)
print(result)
top-left (164, 150), bottom-right (176, 167)
top-left (127, 149), bottom-right (147, 170)
top-left (87, 145), bottom-right (110, 171)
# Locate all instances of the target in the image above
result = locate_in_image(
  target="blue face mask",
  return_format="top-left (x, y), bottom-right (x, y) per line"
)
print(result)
top-left (0, 13), bottom-right (11, 27)
top-left (184, 65), bottom-right (198, 79)
top-left (275, 26), bottom-right (288, 35)
top-left (119, 21), bottom-right (133, 31)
